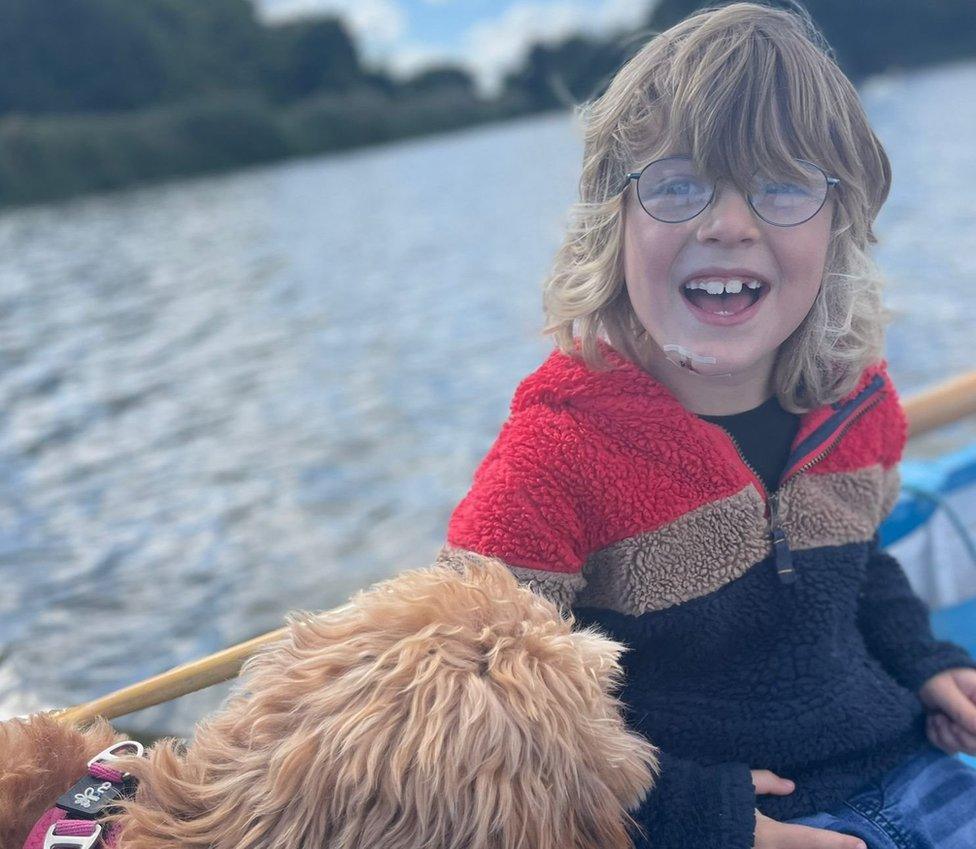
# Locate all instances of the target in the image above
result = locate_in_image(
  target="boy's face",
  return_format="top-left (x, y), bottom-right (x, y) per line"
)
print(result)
top-left (622, 174), bottom-right (834, 382)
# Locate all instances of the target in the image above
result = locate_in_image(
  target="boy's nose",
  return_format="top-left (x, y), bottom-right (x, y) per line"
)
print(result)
top-left (696, 182), bottom-right (762, 242)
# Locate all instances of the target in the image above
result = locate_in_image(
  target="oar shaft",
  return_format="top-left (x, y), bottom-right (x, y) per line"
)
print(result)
top-left (52, 627), bottom-right (288, 727)
top-left (902, 371), bottom-right (976, 439)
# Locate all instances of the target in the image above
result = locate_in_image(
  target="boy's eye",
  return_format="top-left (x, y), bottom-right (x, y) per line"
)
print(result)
top-left (651, 178), bottom-right (709, 196)
top-left (756, 178), bottom-right (816, 197)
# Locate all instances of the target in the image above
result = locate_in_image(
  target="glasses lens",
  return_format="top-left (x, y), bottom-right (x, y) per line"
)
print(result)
top-left (750, 160), bottom-right (828, 225)
top-left (636, 157), bottom-right (712, 222)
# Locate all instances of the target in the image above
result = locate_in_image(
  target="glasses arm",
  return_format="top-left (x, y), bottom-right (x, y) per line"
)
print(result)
top-left (619, 172), bottom-right (641, 194)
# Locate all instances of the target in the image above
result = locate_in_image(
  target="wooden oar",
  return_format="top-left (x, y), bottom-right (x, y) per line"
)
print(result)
top-left (902, 370), bottom-right (976, 439)
top-left (50, 368), bottom-right (976, 728)
top-left (50, 628), bottom-right (288, 728)
top-left (51, 597), bottom-right (356, 728)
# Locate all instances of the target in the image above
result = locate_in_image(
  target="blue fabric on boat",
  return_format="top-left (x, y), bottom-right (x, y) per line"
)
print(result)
top-left (933, 599), bottom-right (976, 660)
top-left (881, 443), bottom-right (976, 547)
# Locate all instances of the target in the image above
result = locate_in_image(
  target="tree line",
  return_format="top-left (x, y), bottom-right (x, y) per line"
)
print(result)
top-left (0, 0), bottom-right (481, 116)
top-left (0, 0), bottom-right (972, 206)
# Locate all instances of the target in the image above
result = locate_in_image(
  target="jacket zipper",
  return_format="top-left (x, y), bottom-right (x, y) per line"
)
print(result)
top-left (719, 429), bottom-right (796, 584)
top-left (713, 391), bottom-right (886, 586)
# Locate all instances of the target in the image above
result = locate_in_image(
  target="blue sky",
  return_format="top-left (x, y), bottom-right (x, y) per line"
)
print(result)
top-left (254, 0), bottom-right (657, 94)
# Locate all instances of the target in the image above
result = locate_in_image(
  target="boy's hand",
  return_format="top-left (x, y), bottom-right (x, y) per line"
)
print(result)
top-left (750, 769), bottom-right (866, 849)
top-left (920, 667), bottom-right (976, 755)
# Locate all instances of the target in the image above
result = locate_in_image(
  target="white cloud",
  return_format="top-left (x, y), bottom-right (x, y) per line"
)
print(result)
top-left (394, 0), bottom-right (652, 96)
top-left (462, 3), bottom-right (580, 93)
top-left (461, 0), bottom-right (654, 95)
top-left (256, 0), bottom-right (407, 55)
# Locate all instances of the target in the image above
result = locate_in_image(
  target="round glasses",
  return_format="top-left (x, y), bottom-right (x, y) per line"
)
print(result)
top-left (622, 155), bottom-right (840, 227)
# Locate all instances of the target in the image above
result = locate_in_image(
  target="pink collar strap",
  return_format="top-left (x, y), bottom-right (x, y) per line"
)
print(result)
top-left (23, 742), bottom-right (144, 849)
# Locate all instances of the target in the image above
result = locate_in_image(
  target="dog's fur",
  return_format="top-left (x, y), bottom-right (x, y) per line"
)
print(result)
top-left (1, 557), bottom-right (659, 849)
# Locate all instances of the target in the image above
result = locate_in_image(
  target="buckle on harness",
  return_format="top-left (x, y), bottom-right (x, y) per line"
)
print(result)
top-left (87, 741), bottom-right (144, 778)
top-left (55, 741), bottom-right (144, 817)
top-left (42, 822), bottom-right (102, 849)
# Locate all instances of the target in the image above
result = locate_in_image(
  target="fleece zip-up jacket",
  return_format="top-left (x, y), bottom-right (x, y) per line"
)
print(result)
top-left (436, 340), bottom-right (976, 849)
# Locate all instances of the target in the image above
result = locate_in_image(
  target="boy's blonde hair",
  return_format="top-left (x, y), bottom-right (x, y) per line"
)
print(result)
top-left (542, 1), bottom-right (893, 413)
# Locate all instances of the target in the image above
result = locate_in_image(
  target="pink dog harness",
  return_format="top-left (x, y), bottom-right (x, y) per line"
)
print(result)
top-left (22, 742), bottom-right (144, 849)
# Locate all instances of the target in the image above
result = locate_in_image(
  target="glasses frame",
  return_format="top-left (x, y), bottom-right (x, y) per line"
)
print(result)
top-left (622, 155), bottom-right (841, 227)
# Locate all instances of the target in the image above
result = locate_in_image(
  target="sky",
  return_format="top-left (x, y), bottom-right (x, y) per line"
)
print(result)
top-left (254, 0), bottom-right (658, 95)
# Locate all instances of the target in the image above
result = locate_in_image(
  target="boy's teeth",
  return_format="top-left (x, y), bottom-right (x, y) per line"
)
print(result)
top-left (683, 277), bottom-right (763, 294)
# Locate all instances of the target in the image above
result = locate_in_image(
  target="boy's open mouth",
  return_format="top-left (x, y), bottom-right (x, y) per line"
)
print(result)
top-left (681, 278), bottom-right (769, 316)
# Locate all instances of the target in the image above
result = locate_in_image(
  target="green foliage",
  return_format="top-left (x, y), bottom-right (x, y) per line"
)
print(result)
top-left (0, 0), bottom-right (358, 115)
top-left (263, 18), bottom-right (362, 103)
top-left (280, 85), bottom-right (502, 154)
top-left (0, 95), bottom-right (288, 204)
top-left (645, 0), bottom-right (976, 82)
top-left (399, 66), bottom-right (477, 98)
top-left (0, 89), bottom-right (512, 206)
top-left (0, 0), bottom-right (170, 113)
top-left (0, 0), bottom-right (270, 113)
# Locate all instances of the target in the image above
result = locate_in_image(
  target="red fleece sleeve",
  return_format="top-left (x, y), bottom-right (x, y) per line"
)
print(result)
top-left (879, 362), bottom-right (909, 468)
top-left (445, 404), bottom-right (589, 575)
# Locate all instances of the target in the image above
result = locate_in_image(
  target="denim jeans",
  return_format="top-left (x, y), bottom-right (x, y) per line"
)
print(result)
top-left (784, 746), bottom-right (976, 848)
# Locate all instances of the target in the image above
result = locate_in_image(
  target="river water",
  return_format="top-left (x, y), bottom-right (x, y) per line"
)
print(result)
top-left (1, 60), bottom-right (974, 734)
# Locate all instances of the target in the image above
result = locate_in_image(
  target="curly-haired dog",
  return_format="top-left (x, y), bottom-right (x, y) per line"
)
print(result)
top-left (1, 557), bottom-right (660, 849)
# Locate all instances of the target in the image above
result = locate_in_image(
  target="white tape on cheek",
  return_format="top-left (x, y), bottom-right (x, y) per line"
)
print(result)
top-left (662, 344), bottom-right (733, 377)
top-left (663, 343), bottom-right (716, 367)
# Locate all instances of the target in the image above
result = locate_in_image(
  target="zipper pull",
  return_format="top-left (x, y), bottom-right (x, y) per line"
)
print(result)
top-left (769, 491), bottom-right (797, 584)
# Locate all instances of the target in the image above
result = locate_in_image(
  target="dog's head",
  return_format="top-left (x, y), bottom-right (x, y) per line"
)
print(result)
top-left (112, 557), bottom-right (659, 849)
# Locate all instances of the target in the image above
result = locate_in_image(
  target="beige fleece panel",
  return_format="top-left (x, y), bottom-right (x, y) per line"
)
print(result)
top-left (880, 463), bottom-right (902, 521)
top-left (433, 543), bottom-right (585, 611)
top-left (436, 465), bottom-right (899, 617)
top-left (577, 484), bottom-right (771, 615)
top-left (778, 463), bottom-right (900, 551)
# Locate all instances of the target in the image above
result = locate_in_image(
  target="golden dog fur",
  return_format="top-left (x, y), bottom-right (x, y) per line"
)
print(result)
top-left (1, 557), bottom-right (659, 849)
